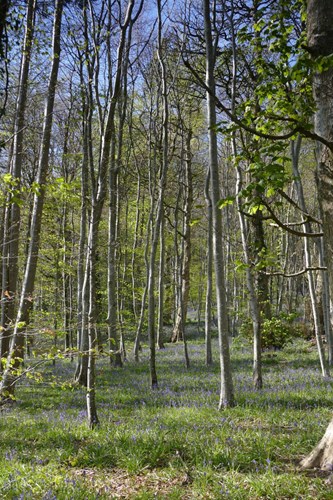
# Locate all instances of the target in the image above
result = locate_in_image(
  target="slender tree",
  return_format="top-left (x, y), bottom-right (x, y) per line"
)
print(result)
top-left (203, 0), bottom-right (234, 408)
top-left (1, 0), bottom-right (37, 363)
top-left (0, 0), bottom-right (64, 399)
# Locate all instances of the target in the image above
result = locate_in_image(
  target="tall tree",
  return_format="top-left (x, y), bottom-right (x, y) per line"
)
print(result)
top-left (145, 0), bottom-right (170, 388)
top-left (301, 0), bottom-right (333, 470)
top-left (1, 0), bottom-right (36, 364)
top-left (0, 0), bottom-right (64, 399)
top-left (79, 0), bottom-right (139, 427)
top-left (203, 0), bottom-right (234, 408)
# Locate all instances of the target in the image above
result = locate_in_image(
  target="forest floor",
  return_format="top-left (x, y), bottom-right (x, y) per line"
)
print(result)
top-left (1, 330), bottom-right (333, 499)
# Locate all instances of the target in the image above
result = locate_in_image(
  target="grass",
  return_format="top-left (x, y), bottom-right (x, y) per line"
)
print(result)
top-left (1, 332), bottom-right (333, 498)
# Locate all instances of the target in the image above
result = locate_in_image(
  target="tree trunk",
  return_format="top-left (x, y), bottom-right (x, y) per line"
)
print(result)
top-left (146, 0), bottom-right (169, 388)
top-left (203, 0), bottom-right (234, 408)
top-left (205, 168), bottom-right (213, 366)
top-left (133, 216), bottom-right (151, 362)
top-left (0, 0), bottom-right (9, 60)
top-left (157, 216), bottom-right (166, 349)
top-left (291, 136), bottom-right (329, 377)
top-left (171, 185), bottom-right (182, 341)
top-left (172, 128), bottom-right (193, 354)
top-left (301, 0), bottom-right (333, 469)
top-left (133, 99), bottom-right (156, 362)
top-left (108, 133), bottom-right (123, 367)
top-left (0, 0), bottom-right (64, 399)
top-left (1, 0), bottom-right (36, 362)
top-left (318, 238), bottom-right (333, 366)
top-left (84, 0), bottom-right (136, 426)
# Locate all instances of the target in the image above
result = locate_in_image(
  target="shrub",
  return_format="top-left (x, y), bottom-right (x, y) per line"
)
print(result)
top-left (239, 313), bottom-right (303, 350)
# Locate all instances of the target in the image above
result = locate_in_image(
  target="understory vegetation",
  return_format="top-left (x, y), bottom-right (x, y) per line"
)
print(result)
top-left (1, 332), bottom-right (333, 499)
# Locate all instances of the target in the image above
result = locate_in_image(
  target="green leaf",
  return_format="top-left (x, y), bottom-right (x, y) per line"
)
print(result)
top-left (189, 218), bottom-right (202, 227)
top-left (217, 196), bottom-right (235, 209)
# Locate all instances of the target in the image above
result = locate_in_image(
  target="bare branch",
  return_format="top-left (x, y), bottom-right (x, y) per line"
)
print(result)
top-left (259, 267), bottom-right (327, 278)
top-left (260, 197), bottom-right (323, 237)
top-left (277, 188), bottom-right (322, 225)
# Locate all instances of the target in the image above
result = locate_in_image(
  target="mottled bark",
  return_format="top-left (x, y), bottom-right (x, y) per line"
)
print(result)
top-left (0, 0), bottom-right (8, 58)
top-left (301, 420), bottom-right (333, 470)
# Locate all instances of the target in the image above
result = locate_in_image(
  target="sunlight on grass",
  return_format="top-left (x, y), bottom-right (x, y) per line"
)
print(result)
top-left (1, 337), bottom-right (333, 498)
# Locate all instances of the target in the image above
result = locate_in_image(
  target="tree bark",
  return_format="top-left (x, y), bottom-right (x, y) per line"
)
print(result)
top-left (172, 128), bottom-right (193, 353)
top-left (301, 0), bottom-right (333, 469)
top-left (291, 136), bottom-right (329, 377)
top-left (205, 168), bottom-right (213, 366)
top-left (83, 0), bottom-right (136, 427)
top-left (0, 0), bottom-right (64, 399)
top-left (1, 0), bottom-right (36, 363)
top-left (157, 216), bottom-right (166, 349)
top-left (203, 0), bottom-right (234, 408)
top-left (145, 0), bottom-right (170, 388)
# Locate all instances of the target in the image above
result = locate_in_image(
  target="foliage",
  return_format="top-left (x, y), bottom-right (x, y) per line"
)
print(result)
top-left (240, 312), bottom-right (305, 350)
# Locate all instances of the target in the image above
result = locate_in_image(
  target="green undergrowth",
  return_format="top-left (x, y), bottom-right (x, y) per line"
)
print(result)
top-left (1, 336), bottom-right (333, 498)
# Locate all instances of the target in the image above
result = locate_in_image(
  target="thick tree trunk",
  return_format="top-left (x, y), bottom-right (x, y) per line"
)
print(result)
top-left (85, 206), bottom-right (100, 428)
top-left (0, 0), bottom-right (9, 116)
top-left (319, 239), bottom-right (333, 366)
top-left (301, 420), bottom-right (333, 470)
top-left (0, 0), bottom-right (8, 58)
top-left (301, 0), bottom-right (333, 469)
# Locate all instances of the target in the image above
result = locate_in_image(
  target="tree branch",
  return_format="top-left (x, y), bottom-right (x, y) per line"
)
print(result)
top-left (182, 58), bottom-right (333, 151)
top-left (277, 188), bottom-right (322, 225)
top-left (259, 267), bottom-right (327, 277)
top-left (260, 197), bottom-right (323, 237)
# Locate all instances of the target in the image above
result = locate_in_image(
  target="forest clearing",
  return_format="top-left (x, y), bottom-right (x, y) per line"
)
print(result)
top-left (1, 333), bottom-right (333, 499)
